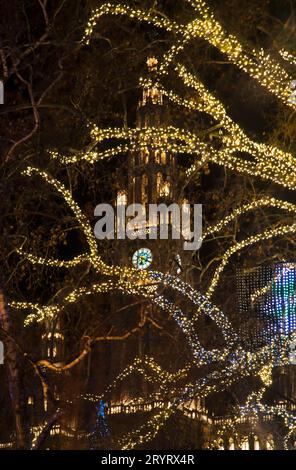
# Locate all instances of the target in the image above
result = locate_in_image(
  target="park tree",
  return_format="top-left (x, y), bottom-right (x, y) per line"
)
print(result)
top-left (1, 0), bottom-right (296, 450)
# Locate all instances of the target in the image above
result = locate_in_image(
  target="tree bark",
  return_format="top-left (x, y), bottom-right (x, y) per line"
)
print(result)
top-left (0, 289), bottom-right (29, 449)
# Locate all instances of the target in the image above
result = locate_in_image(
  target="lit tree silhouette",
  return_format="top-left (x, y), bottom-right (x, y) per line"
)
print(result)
top-left (4, 0), bottom-right (296, 449)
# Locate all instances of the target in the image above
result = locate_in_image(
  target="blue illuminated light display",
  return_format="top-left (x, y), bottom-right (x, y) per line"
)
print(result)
top-left (268, 266), bottom-right (296, 335)
top-left (237, 263), bottom-right (296, 354)
top-left (89, 400), bottom-right (110, 449)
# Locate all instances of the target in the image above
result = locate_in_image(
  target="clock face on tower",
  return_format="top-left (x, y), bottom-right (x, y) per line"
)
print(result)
top-left (132, 248), bottom-right (153, 270)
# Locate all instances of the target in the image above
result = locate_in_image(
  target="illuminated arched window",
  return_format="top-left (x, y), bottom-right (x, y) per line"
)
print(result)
top-left (254, 435), bottom-right (260, 450)
top-left (218, 439), bottom-right (224, 450)
top-left (241, 436), bottom-right (249, 450)
top-left (117, 190), bottom-right (127, 206)
top-left (157, 172), bottom-right (170, 197)
top-left (161, 182), bottom-right (170, 197)
top-left (155, 149), bottom-right (161, 164)
top-left (142, 148), bottom-right (149, 164)
top-left (229, 438), bottom-right (235, 450)
top-left (151, 87), bottom-right (162, 105)
top-left (266, 434), bottom-right (274, 450)
top-left (28, 396), bottom-right (34, 405)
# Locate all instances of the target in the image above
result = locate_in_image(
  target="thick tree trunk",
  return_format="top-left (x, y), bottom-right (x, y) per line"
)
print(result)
top-left (0, 290), bottom-right (29, 449)
top-left (32, 409), bottom-right (60, 450)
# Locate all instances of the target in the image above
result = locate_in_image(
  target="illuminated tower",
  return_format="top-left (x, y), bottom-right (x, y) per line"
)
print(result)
top-left (110, 58), bottom-right (195, 402)
top-left (116, 57), bottom-right (192, 278)
top-left (127, 57), bottom-right (176, 208)
top-left (42, 318), bottom-right (65, 365)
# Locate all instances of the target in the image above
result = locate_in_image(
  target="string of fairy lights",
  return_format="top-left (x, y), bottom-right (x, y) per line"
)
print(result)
top-left (280, 49), bottom-right (296, 67)
top-left (7, 0), bottom-right (296, 450)
top-left (52, 121), bottom-right (296, 191)
top-left (238, 265), bottom-right (296, 346)
top-left (11, 166), bottom-right (296, 447)
top-left (83, 0), bottom-right (296, 109)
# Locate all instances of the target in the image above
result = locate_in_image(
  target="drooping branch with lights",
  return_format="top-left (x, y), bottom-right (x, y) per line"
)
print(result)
top-left (5, 0), bottom-right (296, 450)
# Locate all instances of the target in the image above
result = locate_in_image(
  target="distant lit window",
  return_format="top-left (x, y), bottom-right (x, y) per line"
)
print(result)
top-left (229, 438), bottom-right (235, 450)
top-left (117, 190), bottom-right (127, 206)
top-left (157, 172), bottom-right (170, 197)
top-left (266, 434), bottom-right (274, 450)
top-left (155, 150), bottom-right (161, 164)
top-left (218, 439), bottom-right (224, 450)
top-left (254, 435), bottom-right (260, 450)
top-left (241, 436), bottom-right (249, 450)
top-left (142, 148), bottom-right (149, 164)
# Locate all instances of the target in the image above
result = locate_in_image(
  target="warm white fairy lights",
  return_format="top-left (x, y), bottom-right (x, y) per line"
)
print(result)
top-left (7, 0), bottom-right (296, 450)
top-left (83, 0), bottom-right (296, 109)
top-left (206, 222), bottom-right (296, 299)
top-left (51, 121), bottom-right (296, 192)
top-left (280, 49), bottom-right (296, 67)
top-left (83, 3), bottom-right (182, 44)
top-left (204, 197), bottom-right (296, 240)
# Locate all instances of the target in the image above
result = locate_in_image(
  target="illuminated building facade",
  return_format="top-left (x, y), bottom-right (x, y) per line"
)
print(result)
top-left (115, 57), bottom-right (192, 278)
